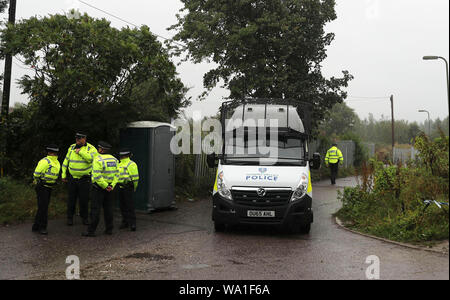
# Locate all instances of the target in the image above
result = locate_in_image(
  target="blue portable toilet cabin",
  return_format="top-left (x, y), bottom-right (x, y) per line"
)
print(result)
top-left (119, 121), bottom-right (176, 213)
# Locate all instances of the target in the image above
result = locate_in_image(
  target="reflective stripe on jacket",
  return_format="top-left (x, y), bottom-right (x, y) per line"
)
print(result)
top-left (118, 158), bottom-right (139, 191)
top-left (91, 154), bottom-right (119, 190)
top-left (325, 146), bottom-right (344, 164)
top-left (33, 156), bottom-right (61, 187)
top-left (61, 143), bottom-right (98, 179)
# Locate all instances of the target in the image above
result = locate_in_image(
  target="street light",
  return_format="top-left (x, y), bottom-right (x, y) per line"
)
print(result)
top-left (418, 109), bottom-right (431, 135)
top-left (423, 56), bottom-right (449, 115)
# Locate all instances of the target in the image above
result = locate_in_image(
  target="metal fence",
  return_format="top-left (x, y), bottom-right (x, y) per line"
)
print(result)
top-left (194, 153), bottom-right (216, 182)
top-left (309, 140), bottom-right (356, 168)
top-left (393, 147), bottom-right (419, 164)
top-left (337, 141), bottom-right (355, 168)
top-left (362, 142), bottom-right (375, 158)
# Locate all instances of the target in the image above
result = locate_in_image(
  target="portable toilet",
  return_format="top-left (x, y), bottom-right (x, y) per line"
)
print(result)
top-left (119, 121), bottom-right (176, 213)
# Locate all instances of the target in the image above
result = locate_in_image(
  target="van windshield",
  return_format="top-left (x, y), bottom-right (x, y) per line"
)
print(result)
top-left (223, 132), bottom-right (306, 166)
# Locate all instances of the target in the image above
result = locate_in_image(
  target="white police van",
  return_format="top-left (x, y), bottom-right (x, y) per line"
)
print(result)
top-left (207, 99), bottom-right (320, 234)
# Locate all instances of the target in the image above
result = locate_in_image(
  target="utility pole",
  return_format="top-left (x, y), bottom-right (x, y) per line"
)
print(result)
top-left (1, 0), bottom-right (17, 120)
top-left (390, 95), bottom-right (395, 158)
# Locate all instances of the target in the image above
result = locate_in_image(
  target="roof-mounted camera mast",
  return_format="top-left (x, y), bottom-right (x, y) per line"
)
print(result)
top-left (220, 98), bottom-right (313, 138)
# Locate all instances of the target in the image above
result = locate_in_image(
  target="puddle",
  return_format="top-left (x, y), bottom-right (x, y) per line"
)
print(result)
top-left (124, 253), bottom-right (174, 261)
top-left (181, 264), bottom-right (210, 270)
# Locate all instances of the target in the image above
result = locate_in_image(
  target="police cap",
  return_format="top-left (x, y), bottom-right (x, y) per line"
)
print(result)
top-left (119, 148), bottom-right (132, 156)
top-left (46, 144), bottom-right (60, 153)
top-left (98, 141), bottom-right (112, 150)
top-left (75, 132), bottom-right (87, 139)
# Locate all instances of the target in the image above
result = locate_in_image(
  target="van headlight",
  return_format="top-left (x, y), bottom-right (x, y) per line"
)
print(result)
top-left (291, 173), bottom-right (309, 202)
top-left (217, 171), bottom-right (232, 200)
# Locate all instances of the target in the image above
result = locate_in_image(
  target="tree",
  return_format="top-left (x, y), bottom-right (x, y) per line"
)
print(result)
top-left (169, 0), bottom-right (353, 129)
top-left (319, 102), bottom-right (359, 136)
top-left (407, 122), bottom-right (420, 143)
top-left (0, 0), bottom-right (9, 85)
top-left (0, 0), bottom-right (7, 12)
top-left (0, 13), bottom-right (189, 176)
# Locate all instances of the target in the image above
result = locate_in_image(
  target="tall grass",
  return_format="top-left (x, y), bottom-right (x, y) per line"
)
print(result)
top-left (0, 177), bottom-right (67, 225)
top-left (336, 156), bottom-right (449, 244)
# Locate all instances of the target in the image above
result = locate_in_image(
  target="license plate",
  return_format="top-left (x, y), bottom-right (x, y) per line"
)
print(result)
top-left (247, 210), bottom-right (275, 218)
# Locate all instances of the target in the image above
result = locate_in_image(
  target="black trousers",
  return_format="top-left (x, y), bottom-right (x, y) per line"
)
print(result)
top-left (33, 185), bottom-right (52, 230)
top-left (67, 176), bottom-right (91, 220)
top-left (329, 163), bottom-right (339, 184)
top-left (88, 186), bottom-right (114, 233)
top-left (119, 185), bottom-right (136, 226)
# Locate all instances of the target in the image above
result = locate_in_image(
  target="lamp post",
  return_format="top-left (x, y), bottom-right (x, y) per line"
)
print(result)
top-left (418, 109), bottom-right (431, 135)
top-left (423, 56), bottom-right (449, 115)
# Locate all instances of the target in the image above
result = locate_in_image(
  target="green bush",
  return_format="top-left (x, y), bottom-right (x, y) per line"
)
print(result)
top-left (336, 135), bottom-right (449, 244)
top-left (175, 154), bottom-right (215, 199)
top-left (340, 132), bottom-right (368, 168)
top-left (0, 177), bottom-right (67, 225)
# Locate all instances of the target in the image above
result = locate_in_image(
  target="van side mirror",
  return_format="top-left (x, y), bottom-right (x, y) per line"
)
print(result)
top-left (310, 152), bottom-right (321, 170)
top-left (207, 153), bottom-right (218, 168)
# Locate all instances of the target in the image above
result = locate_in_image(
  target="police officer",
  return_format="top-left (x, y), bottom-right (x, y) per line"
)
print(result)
top-left (325, 143), bottom-right (344, 185)
top-left (62, 132), bottom-right (98, 226)
top-left (32, 144), bottom-right (61, 235)
top-left (82, 141), bottom-right (119, 237)
top-left (118, 148), bottom-right (139, 231)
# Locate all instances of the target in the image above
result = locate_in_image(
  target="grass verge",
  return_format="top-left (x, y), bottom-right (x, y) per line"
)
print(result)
top-left (0, 177), bottom-right (67, 225)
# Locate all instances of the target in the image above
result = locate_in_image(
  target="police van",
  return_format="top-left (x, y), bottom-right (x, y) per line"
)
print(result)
top-left (207, 99), bottom-right (320, 234)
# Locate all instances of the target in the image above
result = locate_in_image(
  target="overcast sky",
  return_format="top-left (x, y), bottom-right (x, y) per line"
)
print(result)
top-left (1, 0), bottom-right (449, 123)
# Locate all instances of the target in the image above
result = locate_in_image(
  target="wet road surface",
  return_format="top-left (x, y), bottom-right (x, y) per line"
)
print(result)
top-left (0, 178), bottom-right (448, 280)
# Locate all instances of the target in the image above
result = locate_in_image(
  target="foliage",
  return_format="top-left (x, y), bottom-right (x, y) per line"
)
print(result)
top-left (319, 102), bottom-right (359, 137)
top-left (0, 0), bottom-right (8, 84)
top-left (169, 0), bottom-right (353, 130)
top-left (0, 177), bottom-right (67, 225)
top-left (337, 135), bottom-right (449, 244)
top-left (354, 114), bottom-right (448, 146)
top-left (414, 131), bottom-right (449, 178)
top-left (0, 0), bottom-right (6, 13)
top-left (0, 13), bottom-right (189, 178)
top-left (174, 115), bottom-right (216, 199)
top-left (339, 132), bottom-right (368, 168)
top-left (175, 153), bottom-right (214, 199)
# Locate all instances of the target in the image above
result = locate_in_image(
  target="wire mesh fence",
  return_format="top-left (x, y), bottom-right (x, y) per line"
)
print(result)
top-left (393, 147), bottom-right (419, 164)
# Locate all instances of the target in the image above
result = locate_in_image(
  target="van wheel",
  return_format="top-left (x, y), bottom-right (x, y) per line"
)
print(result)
top-left (300, 224), bottom-right (311, 234)
top-left (214, 222), bottom-right (226, 232)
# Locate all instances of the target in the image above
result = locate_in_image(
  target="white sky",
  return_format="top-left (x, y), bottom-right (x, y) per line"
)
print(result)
top-left (1, 0), bottom-right (449, 123)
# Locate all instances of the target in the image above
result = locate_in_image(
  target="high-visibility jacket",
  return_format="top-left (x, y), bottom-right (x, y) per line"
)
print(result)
top-left (91, 154), bottom-right (119, 190)
top-left (61, 143), bottom-right (98, 179)
top-left (325, 146), bottom-right (344, 164)
top-left (118, 158), bottom-right (139, 191)
top-left (33, 156), bottom-right (61, 187)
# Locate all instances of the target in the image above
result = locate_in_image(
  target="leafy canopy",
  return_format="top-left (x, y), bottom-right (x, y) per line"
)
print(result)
top-left (0, 13), bottom-right (189, 176)
top-left (0, 0), bottom-right (7, 14)
top-left (0, 13), bottom-right (189, 144)
top-left (169, 0), bottom-right (353, 127)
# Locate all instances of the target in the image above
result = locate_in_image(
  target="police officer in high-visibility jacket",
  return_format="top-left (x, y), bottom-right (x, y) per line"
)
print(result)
top-left (62, 132), bottom-right (98, 226)
top-left (82, 141), bottom-right (119, 237)
top-left (118, 148), bottom-right (139, 232)
top-left (32, 144), bottom-right (61, 235)
top-left (325, 143), bottom-right (344, 185)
